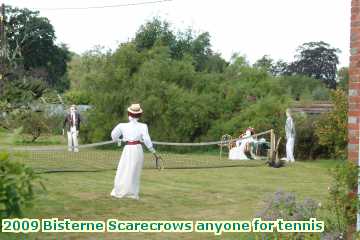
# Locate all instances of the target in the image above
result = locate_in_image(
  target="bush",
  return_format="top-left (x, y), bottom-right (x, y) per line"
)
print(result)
top-left (256, 190), bottom-right (321, 239)
top-left (257, 191), bottom-right (320, 221)
top-left (278, 75), bottom-right (330, 101)
top-left (14, 110), bottom-right (52, 142)
top-left (324, 161), bottom-right (358, 238)
top-left (315, 90), bottom-right (347, 159)
top-left (0, 152), bottom-right (44, 220)
top-left (64, 90), bottom-right (91, 105)
top-left (293, 113), bottom-right (328, 160)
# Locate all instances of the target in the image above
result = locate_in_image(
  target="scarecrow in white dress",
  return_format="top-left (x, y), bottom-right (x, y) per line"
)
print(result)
top-left (229, 127), bottom-right (256, 160)
top-left (110, 103), bottom-right (156, 200)
top-left (285, 108), bottom-right (295, 162)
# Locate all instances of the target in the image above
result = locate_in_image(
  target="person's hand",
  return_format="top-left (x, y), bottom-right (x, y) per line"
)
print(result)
top-left (76, 131), bottom-right (79, 137)
top-left (62, 129), bottom-right (65, 135)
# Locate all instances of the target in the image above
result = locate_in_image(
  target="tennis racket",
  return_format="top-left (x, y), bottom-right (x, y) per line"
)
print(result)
top-left (154, 153), bottom-right (165, 170)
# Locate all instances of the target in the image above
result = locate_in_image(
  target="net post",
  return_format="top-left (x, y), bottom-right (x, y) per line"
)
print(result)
top-left (219, 143), bottom-right (222, 161)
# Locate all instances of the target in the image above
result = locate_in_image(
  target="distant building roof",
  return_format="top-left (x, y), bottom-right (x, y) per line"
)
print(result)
top-left (291, 101), bottom-right (333, 114)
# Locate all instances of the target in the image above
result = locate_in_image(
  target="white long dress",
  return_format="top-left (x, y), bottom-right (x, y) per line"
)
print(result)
top-left (229, 132), bottom-right (254, 160)
top-left (285, 116), bottom-right (295, 162)
top-left (110, 117), bottom-right (155, 200)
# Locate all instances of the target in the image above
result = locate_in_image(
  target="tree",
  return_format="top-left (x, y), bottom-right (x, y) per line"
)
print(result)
top-left (133, 18), bottom-right (227, 73)
top-left (337, 67), bottom-right (349, 91)
top-left (253, 55), bottom-right (274, 72)
top-left (17, 110), bottom-right (51, 142)
top-left (287, 41), bottom-right (340, 89)
top-left (5, 6), bottom-right (71, 90)
top-left (254, 56), bottom-right (289, 76)
top-left (134, 18), bottom-right (175, 52)
top-left (315, 89), bottom-right (347, 158)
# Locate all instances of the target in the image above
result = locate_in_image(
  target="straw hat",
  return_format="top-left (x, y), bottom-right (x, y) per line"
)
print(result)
top-left (127, 103), bottom-right (143, 114)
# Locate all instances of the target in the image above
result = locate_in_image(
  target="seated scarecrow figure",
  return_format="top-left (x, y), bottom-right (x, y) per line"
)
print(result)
top-left (229, 127), bottom-right (256, 160)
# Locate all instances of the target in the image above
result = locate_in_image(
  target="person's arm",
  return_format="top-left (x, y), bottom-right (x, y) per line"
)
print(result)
top-left (142, 124), bottom-right (155, 153)
top-left (111, 123), bottom-right (123, 142)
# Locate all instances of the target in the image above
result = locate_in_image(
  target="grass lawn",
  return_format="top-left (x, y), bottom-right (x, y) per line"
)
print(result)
top-left (0, 129), bottom-right (338, 239)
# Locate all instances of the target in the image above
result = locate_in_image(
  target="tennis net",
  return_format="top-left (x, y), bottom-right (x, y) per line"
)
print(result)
top-left (3, 130), bottom-right (275, 173)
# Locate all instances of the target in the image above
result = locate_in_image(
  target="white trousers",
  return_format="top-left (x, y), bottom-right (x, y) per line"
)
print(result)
top-left (67, 131), bottom-right (79, 152)
top-left (286, 137), bottom-right (295, 162)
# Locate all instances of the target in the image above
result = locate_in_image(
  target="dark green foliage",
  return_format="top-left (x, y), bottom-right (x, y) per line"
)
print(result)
top-left (64, 90), bottom-right (91, 105)
top-left (16, 110), bottom-right (51, 142)
top-left (324, 161), bottom-right (358, 238)
top-left (286, 41), bottom-right (340, 89)
top-left (65, 19), bottom-right (338, 159)
top-left (337, 67), bottom-right (349, 92)
top-left (5, 6), bottom-right (71, 91)
top-left (278, 75), bottom-right (330, 101)
top-left (134, 18), bottom-right (227, 72)
top-left (0, 152), bottom-right (44, 220)
top-left (1, 76), bottom-right (46, 106)
top-left (315, 90), bottom-right (347, 159)
top-left (293, 114), bottom-right (325, 160)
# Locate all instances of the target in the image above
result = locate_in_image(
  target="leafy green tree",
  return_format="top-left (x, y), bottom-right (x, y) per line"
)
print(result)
top-left (134, 18), bottom-right (227, 73)
top-left (253, 55), bottom-right (274, 72)
top-left (253, 55), bottom-right (288, 76)
top-left (66, 46), bottom-right (110, 104)
top-left (209, 95), bottom-right (290, 139)
top-left (315, 89), bottom-right (347, 158)
top-left (17, 110), bottom-right (51, 142)
top-left (134, 18), bottom-right (175, 52)
top-left (66, 20), bottom-right (340, 160)
top-left (0, 75), bottom-right (47, 108)
top-left (287, 41), bottom-right (340, 89)
top-left (337, 67), bottom-right (349, 91)
top-left (277, 75), bottom-right (330, 101)
top-left (5, 6), bottom-right (71, 90)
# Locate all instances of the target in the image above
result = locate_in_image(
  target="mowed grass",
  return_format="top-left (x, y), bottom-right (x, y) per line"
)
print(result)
top-left (2, 156), bottom-right (336, 239)
top-left (0, 129), bottom-right (336, 239)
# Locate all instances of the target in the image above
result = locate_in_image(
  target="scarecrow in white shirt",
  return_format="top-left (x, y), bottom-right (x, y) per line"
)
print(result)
top-left (110, 103), bottom-right (156, 200)
top-left (63, 105), bottom-right (82, 152)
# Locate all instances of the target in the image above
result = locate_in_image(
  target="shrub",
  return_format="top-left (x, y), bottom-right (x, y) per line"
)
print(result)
top-left (324, 161), bottom-right (358, 238)
top-left (257, 191), bottom-right (320, 221)
top-left (64, 90), bottom-right (91, 105)
top-left (16, 110), bottom-right (52, 142)
top-left (315, 90), bottom-right (347, 159)
top-left (256, 190), bottom-right (321, 239)
top-left (293, 113), bottom-right (328, 160)
top-left (0, 152), bottom-right (44, 220)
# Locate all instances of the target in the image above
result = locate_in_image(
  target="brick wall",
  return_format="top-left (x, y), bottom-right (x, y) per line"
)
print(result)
top-left (349, 0), bottom-right (360, 163)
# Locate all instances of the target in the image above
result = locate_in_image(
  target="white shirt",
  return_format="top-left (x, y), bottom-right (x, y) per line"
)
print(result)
top-left (111, 118), bottom-right (155, 153)
top-left (70, 112), bottom-right (77, 132)
top-left (71, 112), bottom-right (75, 124)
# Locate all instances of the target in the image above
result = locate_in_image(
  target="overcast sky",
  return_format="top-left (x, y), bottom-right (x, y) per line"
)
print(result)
top-left (5, 0), bottom-right (351, 66)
